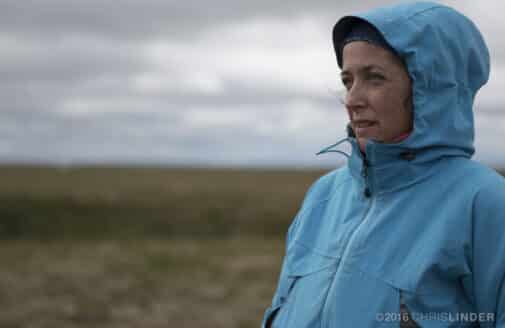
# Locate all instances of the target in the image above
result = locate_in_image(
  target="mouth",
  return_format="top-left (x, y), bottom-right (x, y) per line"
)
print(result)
top-left (352, 120), bottom-right (378, 135)
top-left (353, 120), bottom-right (377, 128)
top-left (354, 120), bottom-right (376, 128)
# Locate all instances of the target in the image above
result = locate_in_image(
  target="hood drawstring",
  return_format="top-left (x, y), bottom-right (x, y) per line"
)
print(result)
top-left (316, 137), bottom-right (352, 158)
top-left (317, 136), bottom-right (372, 198)
top-left (316, 123), bottom-right (354, 159)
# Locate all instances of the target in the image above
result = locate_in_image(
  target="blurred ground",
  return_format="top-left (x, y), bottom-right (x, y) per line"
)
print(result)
top-left (0, 238), bottom-right (284, 328)
top-left (0, 166), bottom-right (327, 328)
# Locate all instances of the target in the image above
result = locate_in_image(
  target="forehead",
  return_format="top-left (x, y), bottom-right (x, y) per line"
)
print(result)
top-left (341, 41), bottom-right (402, 73)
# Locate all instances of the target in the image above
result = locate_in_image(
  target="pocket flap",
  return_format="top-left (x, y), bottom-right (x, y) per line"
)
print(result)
top-left (286, 242), bottom-right (340, 277)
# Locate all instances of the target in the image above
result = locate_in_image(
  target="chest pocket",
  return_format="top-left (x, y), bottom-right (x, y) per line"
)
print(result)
top-left (266, 241), bottom-right (341, 328)
top-left (355, 243), bottom-right (475, 328)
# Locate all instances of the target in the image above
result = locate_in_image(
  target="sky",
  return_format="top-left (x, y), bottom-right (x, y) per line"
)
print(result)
top-left (1, 0), bottom-right (504, 168)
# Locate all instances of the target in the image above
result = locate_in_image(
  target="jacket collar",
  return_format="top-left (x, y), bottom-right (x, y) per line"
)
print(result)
top-left (318, 122), bottom-right (471, 196)
top-left (346, 136), bottom-right (467, 196)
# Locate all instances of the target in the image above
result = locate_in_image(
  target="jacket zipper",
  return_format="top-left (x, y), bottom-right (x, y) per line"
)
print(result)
top-left (362, 156), bottom-right (371, 198)
top-left (321, 156), bottom-right (375, 327)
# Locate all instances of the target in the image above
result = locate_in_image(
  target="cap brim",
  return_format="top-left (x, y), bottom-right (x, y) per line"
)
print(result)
top-left (332, 16), bottom-right (370, 68)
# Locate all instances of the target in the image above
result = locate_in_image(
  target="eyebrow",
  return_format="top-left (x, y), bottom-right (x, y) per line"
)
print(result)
top-left (340, 65), bottom-right (386, 76)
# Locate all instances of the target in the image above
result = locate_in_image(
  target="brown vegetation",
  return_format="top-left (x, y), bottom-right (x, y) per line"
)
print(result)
top-left (0, 166), bottom-right (327, 327)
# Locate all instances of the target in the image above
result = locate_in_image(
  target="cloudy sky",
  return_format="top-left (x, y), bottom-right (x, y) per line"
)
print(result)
top-left (1, 0), bottom-right (504, 168)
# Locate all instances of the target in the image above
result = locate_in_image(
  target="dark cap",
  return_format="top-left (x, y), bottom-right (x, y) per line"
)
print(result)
top-left (333, 18), bottom-right (398, 68)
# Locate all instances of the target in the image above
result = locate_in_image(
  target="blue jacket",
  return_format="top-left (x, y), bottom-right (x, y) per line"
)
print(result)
top-left (263, 2), bottom-right (505, 327)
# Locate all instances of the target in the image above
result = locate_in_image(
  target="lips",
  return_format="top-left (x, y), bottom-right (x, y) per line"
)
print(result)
top-left (353, 120), bottom-right (377, 128)
top-left (352, 120), bottom-right (377, 135)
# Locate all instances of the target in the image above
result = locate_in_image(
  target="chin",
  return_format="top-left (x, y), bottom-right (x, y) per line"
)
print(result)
top-left (357, 137), bottom-right (368, 151)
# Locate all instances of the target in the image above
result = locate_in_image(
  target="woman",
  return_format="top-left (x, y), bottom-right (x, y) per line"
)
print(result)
top-left (263, 2), bottom-right (505, 327)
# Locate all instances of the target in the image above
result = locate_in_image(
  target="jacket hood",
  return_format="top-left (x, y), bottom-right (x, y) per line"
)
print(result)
top-left (332, 1), bottom-right (490, 162)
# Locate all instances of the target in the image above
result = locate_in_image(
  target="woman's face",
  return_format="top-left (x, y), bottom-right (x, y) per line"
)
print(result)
top-left (341, 41), bottom-right (413, 152)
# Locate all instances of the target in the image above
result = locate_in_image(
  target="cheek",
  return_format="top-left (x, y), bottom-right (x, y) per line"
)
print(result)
top-left (370, 94), bottom-right (393, 122)
top-left (372, 93), bottom-right (407, 133)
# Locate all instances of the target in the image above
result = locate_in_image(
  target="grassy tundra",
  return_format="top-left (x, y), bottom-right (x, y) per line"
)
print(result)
top-left (0, 166), bottom-right (503, 327)
top-left (0, 166), bottom-right (326, 328)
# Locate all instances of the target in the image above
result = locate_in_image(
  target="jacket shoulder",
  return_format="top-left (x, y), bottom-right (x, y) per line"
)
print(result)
top-left (454, 160), bottom-right (505, 220)
top-left (471, 165), bottom-right (505, 210)
top-left (457, 159), bottom-right (505, 191)
top-left (302, 166), bottom-right (352, 207)
top-left (286, 166), bottom-right (352, 244)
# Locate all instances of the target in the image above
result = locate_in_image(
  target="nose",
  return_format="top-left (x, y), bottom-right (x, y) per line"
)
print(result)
top-left (343, 82), bottom-right (367, 113)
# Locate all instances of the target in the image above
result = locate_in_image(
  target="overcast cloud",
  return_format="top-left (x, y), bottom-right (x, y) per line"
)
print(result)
top-left (1, 0), bottom-right (504, 168)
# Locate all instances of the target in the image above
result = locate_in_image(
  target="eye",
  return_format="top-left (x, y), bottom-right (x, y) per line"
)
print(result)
top-left (366, 72), bottom-right (385, 82)
top-left (341, 77), bottom-right (352, 90)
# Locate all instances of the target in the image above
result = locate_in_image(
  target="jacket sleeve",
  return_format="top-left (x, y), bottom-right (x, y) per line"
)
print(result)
top-left (261, 213), bottom-right (300, 328)
top-left (261, 176), bottom-right (323, 327)
top-left (471, 177), bottom-right (505, 327)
